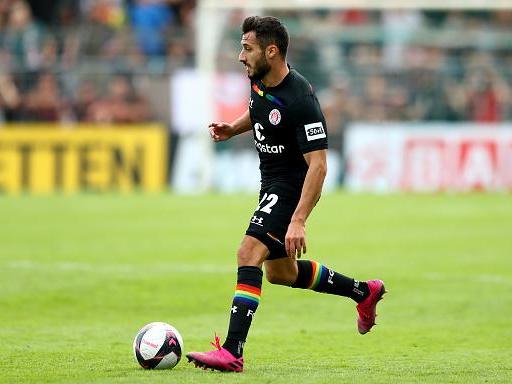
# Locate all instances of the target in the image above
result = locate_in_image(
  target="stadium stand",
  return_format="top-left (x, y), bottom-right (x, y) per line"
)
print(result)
top-left (0, 3), bottom-right (511, 126)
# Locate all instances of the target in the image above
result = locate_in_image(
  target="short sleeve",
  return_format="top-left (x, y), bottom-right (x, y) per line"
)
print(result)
top-left (289, 94), bottom-right (328, 154)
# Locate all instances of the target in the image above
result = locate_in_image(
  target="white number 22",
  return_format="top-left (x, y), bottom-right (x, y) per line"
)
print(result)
top-left (257, 193), bottom-right (279, 214)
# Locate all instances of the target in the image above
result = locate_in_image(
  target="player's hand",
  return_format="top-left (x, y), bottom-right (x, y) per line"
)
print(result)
top-left (285, 220), bottom-right (307, 259)
top-left (208, 122), bottom-right (234, 142)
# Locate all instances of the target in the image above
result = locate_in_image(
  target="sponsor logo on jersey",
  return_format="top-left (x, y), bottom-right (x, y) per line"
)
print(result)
top-left (254, 141), bottom-right (285, 154)
top-left (304, 122), bottom-right (326, 141)
top-left (249, 97), bottom-right (254, 109)
top-left (254, 122), bottom-right (265, 141)
top-left (253, 122), bottom-right (285, 153)
top-left (268, 109), bottom-right (281, 125)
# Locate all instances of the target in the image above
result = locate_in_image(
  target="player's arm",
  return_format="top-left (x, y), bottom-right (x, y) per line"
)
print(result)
top-left (209, 109), bottom-right (252, 142)
top-left (285, 149), bottom-right (327, 258)
top-left (285, 91), bottom-right (328, 259)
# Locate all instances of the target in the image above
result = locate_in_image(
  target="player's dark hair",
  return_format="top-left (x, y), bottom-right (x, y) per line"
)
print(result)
top-left (242, 16), bottom-right (289, 58)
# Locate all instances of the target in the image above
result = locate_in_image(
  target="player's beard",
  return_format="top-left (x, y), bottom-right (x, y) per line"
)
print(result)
top-left (247, 54), bottom-right (271, 81)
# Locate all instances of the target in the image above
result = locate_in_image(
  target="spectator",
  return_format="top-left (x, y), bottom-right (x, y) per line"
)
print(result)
top-left (86, 73), bottom-right (151, 123)
top-left (466, 70), bottom-right (500, 122)
top-left (0, 72), bottom-right (20, 122)
top-left (21, 71), bottom-right (71, 122)
top-left (39, 35), bottom-right (59, 69)
top-left (72, 79), bottom-right (97, 121)
top-left (0, 0), bottom-right (15, 29)
top-left (364, 75), bottom-right (389, 121)
top-left (2, 0), bottom-right (45, 70)
top-left (87, 0), bottom-right (125, 29)
top-left (128, 0), bottom-right (174, 57)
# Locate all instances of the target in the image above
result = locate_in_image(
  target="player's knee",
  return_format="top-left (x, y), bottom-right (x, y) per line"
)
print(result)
top-left (237, 246), bottom-right (260, 267)
top-left (236, 236), bottom-right (269, 267)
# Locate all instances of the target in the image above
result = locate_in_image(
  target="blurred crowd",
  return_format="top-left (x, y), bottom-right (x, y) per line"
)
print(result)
top-left (0, 0), bottom-right (195, 123)
top-left (1, 3), bottom-right (512, 130)
top-left (300, 11), bottom-right (512, 131)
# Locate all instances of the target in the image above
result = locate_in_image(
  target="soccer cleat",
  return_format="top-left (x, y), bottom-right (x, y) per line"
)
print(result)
top-left (186, 334), bottom-right (244, 372)
top-left (356, 279), bottom-right (386, 334)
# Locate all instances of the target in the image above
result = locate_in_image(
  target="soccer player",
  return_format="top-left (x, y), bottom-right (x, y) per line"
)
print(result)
top-left (186, 16), bottom-right (385, 372)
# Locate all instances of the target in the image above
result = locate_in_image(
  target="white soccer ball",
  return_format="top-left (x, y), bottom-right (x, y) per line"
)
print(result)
top-left (133, 322), bottom-right (184, 370)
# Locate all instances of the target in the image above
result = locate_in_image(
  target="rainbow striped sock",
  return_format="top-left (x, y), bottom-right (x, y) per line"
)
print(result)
top-left (306, 260), bottom-right (329, 290)
top-left (292, 260), bottom-right (365, 301)
top-left (234, 283), bottom-right (261, 308)
top-left (224, 266), bottom-right (263, 357)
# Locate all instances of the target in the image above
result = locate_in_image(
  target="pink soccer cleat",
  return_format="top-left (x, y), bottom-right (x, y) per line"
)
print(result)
top-left (356, 279), bottom-right (386, 334)
top-left (186, 335), bottom-right (244, 372)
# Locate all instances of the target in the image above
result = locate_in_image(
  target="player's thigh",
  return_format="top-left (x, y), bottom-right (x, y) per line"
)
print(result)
top-left (245, 182), bottom-right (300, 261)
top-left (264, 257), bottom-right (298, 286)
top-left (237, 235), bottom-right (270, 267)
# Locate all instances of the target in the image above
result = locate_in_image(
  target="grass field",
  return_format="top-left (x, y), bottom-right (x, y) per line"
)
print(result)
top-left (1, 192), bottom-right (511, 383)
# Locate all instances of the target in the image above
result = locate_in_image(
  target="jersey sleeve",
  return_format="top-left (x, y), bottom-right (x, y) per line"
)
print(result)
top-left (289, 94), bottom-right (328, 154)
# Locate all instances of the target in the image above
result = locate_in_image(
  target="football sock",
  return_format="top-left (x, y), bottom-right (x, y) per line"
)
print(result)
top-left (292, 260), bottom-right (369, 303)
top-left (222, 266), bottom-right (262, 358)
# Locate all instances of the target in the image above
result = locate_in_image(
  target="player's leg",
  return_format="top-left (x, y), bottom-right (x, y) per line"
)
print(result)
top-left (186, 183), bottom-right (281, 371)
top-left (265, 257), bottom-right (385, 334)
top-left (222, 236), bottom-right (268, 357)
top-left (291, 260), bottom-right (370, 301)
top-left (264, 256), bottom-right (297, 285)
top-left (265, 256), bottom-right (368, 300)
top-left (186, 235), bottom-right (268, 372)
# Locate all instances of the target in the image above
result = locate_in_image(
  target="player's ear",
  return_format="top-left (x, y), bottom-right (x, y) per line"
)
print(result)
top-left (266, 44), bottom-right (278, 59)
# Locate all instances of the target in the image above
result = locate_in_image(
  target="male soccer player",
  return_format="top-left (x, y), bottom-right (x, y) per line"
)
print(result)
top-left (186, 16), bottom-right (385, 372)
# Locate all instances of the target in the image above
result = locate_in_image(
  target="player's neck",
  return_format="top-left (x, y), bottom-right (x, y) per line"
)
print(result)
top-left (261, 61), bottom-right (289, 88)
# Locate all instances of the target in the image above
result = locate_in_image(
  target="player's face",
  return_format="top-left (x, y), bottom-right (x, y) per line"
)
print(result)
top-left (239, 31), bottom-right (271, 81)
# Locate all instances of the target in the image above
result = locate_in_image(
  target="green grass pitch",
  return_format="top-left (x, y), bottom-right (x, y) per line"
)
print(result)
top-left (1, 192), bottom-right (511, 383)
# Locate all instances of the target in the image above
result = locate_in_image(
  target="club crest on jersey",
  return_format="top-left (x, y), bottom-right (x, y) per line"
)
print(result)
top-left (268, 109), bottom-right (281, 125)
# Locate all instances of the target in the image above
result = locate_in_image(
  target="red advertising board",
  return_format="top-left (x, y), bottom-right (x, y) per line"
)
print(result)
top-left (346, 124), bottom-right (512, 192)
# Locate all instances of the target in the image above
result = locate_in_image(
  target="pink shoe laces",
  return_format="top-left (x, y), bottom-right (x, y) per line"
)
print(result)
top-left (210, 334), bottom-right (222, 350)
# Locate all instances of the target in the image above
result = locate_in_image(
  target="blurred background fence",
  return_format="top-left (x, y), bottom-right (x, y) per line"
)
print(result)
top-left (0, 0), bottom-right (511, 193)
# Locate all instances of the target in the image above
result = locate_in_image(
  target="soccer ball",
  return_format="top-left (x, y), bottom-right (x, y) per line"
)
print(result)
top-left (133, 322), bottom-right (184, 370)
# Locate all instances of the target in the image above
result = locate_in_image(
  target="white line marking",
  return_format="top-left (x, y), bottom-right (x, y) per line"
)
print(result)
top-left (5, 260), bottom-right (233, 274)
